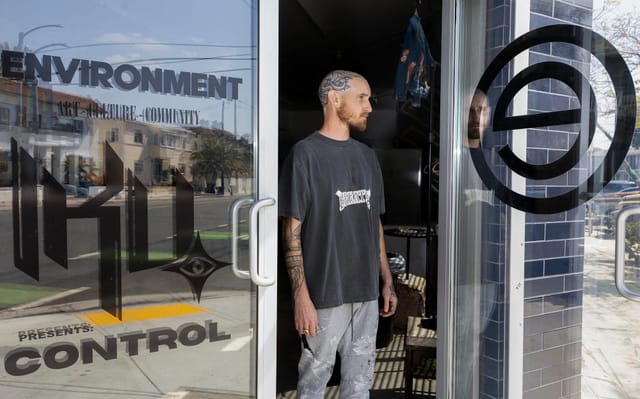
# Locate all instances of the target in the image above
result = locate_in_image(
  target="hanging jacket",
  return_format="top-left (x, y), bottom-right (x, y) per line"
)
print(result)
top-left (393, 14), bottom-right (434, 106)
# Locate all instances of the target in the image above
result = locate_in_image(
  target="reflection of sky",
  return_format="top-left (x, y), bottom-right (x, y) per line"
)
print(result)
top-left (0, 0), bottom-right (256, 137)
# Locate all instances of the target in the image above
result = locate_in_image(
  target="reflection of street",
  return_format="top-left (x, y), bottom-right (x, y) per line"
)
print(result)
top-left (0, 195), bottom-right (251, 317)
top-left (0, 293), bottom-right (253, 398)
top-left (582, 235), bottom-right (640, 399)
top-left (0, 195), bottom-right (256, 398)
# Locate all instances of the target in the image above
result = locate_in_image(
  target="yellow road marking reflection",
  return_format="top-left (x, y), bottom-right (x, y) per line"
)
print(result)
top-left (78, 303), bottom-right (209, 326)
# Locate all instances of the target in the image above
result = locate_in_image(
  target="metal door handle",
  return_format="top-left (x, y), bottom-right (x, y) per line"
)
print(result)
top-left (249, 197), bottom-right (276, 286)
top-left (614, 205), bottom-right (640, 302)
top-left (230, 197), bottom-right (255, 279)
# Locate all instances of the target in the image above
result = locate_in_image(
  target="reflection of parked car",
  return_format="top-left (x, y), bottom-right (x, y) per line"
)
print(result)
top-left (64, 184), bottom-right (89, 198)
top-left (601, 180), bottom-right (637, 194)
top-left (589, 181), bottom-right (639, 234)
top-left (617, 193), bottom-right (640, 209)
top-left (598, 194), bottom-right (640, 237)
top-left (616, 186), bottom-right (640, 197)
top-left (591, 180), bottom-right (638, 214)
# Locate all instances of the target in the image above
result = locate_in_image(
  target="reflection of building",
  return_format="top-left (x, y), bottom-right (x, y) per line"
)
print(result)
top-left (88, 119), bottom-right (196, 187)
top-left (0, 75), bottom-right (252, 196)
top-left (0, 76), bottom-right (95, 186)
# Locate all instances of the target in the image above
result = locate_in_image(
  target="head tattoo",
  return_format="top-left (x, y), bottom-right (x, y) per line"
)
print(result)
top-left (318, 70), bottom-right (364, 106)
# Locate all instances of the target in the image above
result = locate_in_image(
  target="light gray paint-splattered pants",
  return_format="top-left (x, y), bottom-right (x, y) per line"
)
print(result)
top-left (297, 300), bottom-right (379, 399)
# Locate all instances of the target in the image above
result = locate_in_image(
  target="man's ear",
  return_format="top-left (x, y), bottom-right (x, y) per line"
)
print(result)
top-left (328, 90), bottom-right (341, 107)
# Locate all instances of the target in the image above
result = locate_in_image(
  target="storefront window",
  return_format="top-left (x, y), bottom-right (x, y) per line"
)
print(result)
top-left (0, 1), bottom-right (260, 397)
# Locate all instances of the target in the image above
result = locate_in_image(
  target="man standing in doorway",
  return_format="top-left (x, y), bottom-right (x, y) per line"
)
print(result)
top-left (279, 70), bottom-right (397, 398)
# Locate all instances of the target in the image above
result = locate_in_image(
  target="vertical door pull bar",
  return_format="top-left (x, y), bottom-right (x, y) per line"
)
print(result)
top-left (615, 205), bottom-right (640, 302)
top-left (230, 197), bottom-right (255, 279)
top-left (249, 197), bottom-right (276, 286)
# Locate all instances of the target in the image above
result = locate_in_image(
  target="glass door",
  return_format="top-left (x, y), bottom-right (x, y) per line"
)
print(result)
top-left (583, 205), bottom-right (640, 398)
top-left (440, 0), bottom-right (640, 398)
top-left (0, 0), bottom-right (278, 398)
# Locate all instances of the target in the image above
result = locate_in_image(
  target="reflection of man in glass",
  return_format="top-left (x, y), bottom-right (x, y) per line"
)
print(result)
top-left (467, 90), bottom-right (490, 149)
top-left (465, 90), bottom-right (493, 206)
top-left (456, 88), bottom-right (498, 399)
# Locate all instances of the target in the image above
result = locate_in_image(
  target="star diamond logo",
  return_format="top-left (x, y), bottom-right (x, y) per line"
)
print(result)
top-left (162, 231), bottom-right (231, 302)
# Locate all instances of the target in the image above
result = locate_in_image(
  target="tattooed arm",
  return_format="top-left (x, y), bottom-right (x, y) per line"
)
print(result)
top-left (282, 216), bottom-right (318, 336)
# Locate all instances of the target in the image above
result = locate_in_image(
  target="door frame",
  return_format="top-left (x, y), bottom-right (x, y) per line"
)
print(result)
top-left (437, 1), bottom-right (524, 397)
top-left (436, 0), bottom-right (460, 397)
top-left (256, 0), bottom-right (279, 397)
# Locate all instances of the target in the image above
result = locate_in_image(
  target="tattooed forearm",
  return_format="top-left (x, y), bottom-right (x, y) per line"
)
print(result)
top-left (287, 262), bottom-right (305, 298)
top-left (282, 218), bottom-right (306, 299)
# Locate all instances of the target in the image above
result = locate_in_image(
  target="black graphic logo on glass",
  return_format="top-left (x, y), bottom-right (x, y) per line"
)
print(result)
top-left (12, 139), bottom-right (230, 320)
top-left (469, 24), bottom-right (636, 214)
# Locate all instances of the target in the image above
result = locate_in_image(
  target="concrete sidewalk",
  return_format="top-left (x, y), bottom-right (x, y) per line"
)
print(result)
top-left (581, 235), bottom-right (640, 399)
top-left (0, 292), bottom-right (252, 399)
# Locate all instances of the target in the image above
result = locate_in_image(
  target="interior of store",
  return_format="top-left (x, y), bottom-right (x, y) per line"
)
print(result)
top-left (277, 0), bottom-right (443, 394)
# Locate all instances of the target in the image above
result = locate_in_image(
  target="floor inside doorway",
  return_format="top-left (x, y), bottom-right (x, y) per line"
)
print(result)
top-left (277, 332), bottom-right (436, 399)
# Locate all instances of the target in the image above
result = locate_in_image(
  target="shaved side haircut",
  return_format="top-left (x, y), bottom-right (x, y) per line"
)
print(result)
top-left (318, 70), bottom-right (365, 107)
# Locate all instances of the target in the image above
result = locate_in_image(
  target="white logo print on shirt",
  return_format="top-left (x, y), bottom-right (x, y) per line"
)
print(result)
top-left (335, 189), bottom-right (371, 212)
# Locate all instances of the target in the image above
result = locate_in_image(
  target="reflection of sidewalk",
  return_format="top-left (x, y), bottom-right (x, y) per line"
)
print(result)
top-left (0, 292), bottom-right (252, 399)
top-left (582, 236), bottom-right (640, 399)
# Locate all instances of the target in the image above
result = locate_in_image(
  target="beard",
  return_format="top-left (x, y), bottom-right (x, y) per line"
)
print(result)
top-left (337, 104), bottom-right (367, 132)
top-left (468, 125), bottom-right (481, 140)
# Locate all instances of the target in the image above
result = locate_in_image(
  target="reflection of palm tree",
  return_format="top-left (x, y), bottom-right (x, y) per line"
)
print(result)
top-left (190, 136), bottom-right (250, 194)
top-left (63, 155), bottom-right (85, 184)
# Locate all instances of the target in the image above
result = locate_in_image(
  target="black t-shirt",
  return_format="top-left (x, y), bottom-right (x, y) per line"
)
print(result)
top-left (279, 132), bottom-right (385, 309)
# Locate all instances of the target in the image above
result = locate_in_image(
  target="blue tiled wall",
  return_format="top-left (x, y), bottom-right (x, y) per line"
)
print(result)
top-left (523, 1), bottom-right (591, 398)
top-left (480, 1), bottom-right (593, 399)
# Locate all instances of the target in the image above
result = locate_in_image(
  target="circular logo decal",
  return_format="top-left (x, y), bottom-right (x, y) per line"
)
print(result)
top-left (469, 24), bottom-right (636, 214)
